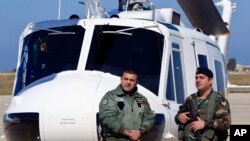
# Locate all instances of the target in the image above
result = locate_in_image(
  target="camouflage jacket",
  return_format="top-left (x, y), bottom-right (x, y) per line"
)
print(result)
top-left (99, 85), bottom-right (155, 139)
top-left (175, 91), bottom-right (231, 141)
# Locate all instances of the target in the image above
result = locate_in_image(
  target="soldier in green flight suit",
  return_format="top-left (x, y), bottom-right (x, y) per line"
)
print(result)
top-left (99, 70), bottom-right (155, 141)
top-left (175, 67), bottom-right (231, 141)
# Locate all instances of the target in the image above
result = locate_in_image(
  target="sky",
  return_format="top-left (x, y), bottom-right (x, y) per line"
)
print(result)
top-left (0, 0), bottom-right (247, 72)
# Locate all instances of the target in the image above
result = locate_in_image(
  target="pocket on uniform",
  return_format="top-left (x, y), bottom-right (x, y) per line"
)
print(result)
top-left (202, 129), bottom-right (215, 140)
top-left (178, 130), bottom-right (184, 140)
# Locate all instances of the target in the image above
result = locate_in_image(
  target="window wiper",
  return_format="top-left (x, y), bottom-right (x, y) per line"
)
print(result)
top-left (102, 24), bottom-right (159, 36)
top-left (102, 30), bottom-right (132, 36)
top-left (48, 32), bottom-right (75, 35)
top-left (29, 26), bottom-right (75, 35)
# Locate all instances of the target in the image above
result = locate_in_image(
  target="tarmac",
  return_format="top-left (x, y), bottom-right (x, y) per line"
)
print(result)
top-left (0, 93), bottom-right (249, 141)
top-left (0, 95), bottom-right (11, 141)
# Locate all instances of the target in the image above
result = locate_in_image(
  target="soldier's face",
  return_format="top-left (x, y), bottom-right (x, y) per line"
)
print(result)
top-left (121, 72), bottom-right (138, 93)
top-left (195, 74), bottom-right (213, 92)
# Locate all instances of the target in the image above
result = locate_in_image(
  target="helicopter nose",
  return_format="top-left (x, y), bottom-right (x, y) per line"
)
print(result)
top-left (3, 113), bottom-right (41, 141)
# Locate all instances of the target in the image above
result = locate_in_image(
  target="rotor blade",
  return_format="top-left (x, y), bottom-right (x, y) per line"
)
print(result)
top-left (177, 0), bottom-right (229, 35)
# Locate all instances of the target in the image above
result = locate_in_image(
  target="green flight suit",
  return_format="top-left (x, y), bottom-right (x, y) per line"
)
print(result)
top-left (99, 85), bottom-right (155, 141)
top-left (175, 91), bottom-right (231, 141)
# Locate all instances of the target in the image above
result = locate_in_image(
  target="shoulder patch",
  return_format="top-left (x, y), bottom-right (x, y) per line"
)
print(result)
top-left (221, 101), bottom-right (227, 106)
top-left (102, 98), bottom-right (108, 105)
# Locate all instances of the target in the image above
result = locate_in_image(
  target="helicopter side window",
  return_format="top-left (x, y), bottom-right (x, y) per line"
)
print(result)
top-left (198, 54), bottom-right (208, 68)
top-left (214, 60), bottom-right (225, 94)
top-left (166, 43), bottom-right (185, 104)
top-left (14, 25), bottom-right (85, 95)
top-left (166, 57), bottom-right (175, 101)
top-left (173, 50), bottom-right (185, 104)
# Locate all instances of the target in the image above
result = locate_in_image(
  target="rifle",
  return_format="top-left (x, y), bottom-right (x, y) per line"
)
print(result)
top-left (186, 99), bottom-right (201, 141)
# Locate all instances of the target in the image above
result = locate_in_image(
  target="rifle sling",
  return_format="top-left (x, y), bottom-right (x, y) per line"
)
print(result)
top-left (191, 92), bottom-right (217, 121)
top-left (207, 92), bottom-right (217, 121)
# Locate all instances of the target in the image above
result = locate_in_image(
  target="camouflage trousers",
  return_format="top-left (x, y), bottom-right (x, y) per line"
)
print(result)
top-left (180, 129), bottom-right (223, 141)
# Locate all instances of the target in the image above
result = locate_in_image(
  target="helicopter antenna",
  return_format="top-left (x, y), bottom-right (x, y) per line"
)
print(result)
top-left (58, 0), bottom-right (61, 20)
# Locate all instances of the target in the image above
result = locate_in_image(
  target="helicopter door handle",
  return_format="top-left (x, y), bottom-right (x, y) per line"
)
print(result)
top-left (162, 101), bottom-right (170, 109)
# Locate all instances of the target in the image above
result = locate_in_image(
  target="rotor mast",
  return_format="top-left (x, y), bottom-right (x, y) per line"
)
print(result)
top-left (118, 0), bottom-right (151, 11)
top-left (84, 0), bottom-right (105, 18)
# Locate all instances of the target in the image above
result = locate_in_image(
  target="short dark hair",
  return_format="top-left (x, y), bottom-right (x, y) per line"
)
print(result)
top-left (122, 70), bottom-right (138, 76)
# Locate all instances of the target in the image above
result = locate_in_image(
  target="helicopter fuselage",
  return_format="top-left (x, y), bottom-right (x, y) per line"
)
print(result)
top-left (3, 17), bottom-right (227, 141)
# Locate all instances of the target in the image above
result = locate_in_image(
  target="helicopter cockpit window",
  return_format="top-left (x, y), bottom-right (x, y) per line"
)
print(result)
top-left (14, 25), bottom-right (85, 95)
top-left (86, 25), bottom-right (164, 95)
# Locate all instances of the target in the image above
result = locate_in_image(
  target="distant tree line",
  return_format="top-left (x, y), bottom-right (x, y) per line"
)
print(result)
top-left (227, 58), bottom-right (236, 71)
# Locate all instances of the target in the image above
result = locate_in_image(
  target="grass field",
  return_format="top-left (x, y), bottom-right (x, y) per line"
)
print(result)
top-left (228, 72), bottom-right (250, 85)
top-left (0, 73), bottom-right (15, 95)
top-left (0, 72), bottom-right (250, 95)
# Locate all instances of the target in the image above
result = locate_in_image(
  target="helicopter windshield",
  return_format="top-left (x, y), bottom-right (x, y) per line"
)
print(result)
top-left (86, 25), bottom-right (164, 95)
top-left (14, 25), bottom-right (85, 95)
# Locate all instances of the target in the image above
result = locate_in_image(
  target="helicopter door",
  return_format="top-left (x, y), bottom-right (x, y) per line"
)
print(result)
top-left (165, 36), bottom-right (186, 105)
top-left (162, 35), bottom-right (186, 136)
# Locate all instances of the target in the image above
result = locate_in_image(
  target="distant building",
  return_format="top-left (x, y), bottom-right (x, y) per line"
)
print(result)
top-left (235, 64), bottom-right (250, 72)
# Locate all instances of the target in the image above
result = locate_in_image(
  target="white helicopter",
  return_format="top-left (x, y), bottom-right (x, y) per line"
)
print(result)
top-left (2, 0), bottom-right (236, 140)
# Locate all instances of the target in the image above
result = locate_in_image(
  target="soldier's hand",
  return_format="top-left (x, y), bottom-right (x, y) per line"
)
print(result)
top-left (190, 117), bottom-right (205, 132)
top-left (122, 128), bottom-right (132, 137)
top-left (178, 112), bottom-right (190, 124)
top-left (129, 129), bottom-right (141, 141)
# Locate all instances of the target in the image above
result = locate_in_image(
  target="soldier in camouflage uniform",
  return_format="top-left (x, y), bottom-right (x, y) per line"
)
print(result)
top-left (175, 67), bottom-right (231, 141)
top-left (99, 70), bottom-right (155, 141)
